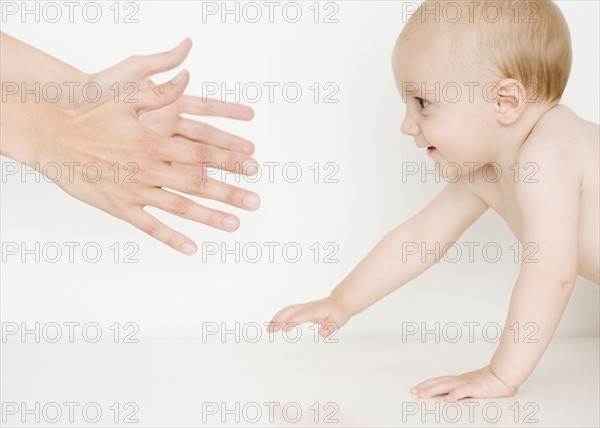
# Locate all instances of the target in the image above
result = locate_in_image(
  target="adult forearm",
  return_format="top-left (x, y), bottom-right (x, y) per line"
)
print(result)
top-left (1, 32), bottom-right (87, 106)
top-left (0, 93), bottom-right (65, 166)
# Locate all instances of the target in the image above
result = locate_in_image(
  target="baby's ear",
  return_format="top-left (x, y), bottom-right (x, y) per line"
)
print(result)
top-left (493, 79), bottom-right (527, 125)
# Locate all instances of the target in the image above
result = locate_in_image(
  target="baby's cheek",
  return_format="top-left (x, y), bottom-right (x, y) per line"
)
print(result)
top-left (427, 122), bottom-right (452, 146)
top-left (433, 126), bottom-right (462, 156)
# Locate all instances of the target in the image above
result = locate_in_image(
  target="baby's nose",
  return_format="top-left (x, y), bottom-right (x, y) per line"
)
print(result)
top-left (400, 116), bottom-right (419, 136)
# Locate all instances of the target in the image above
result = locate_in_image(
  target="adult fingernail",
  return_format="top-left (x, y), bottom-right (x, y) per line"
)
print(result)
top-left (243, 160), bottom-right (258, 175)
top-left (243, 194), bottom-right (260, 210)
top-left (223, 216), bottom-right (239, 231)
top-left (181, 243), bottom-right (196, 255)
top-left (172, 69), bottom-right (186, 84)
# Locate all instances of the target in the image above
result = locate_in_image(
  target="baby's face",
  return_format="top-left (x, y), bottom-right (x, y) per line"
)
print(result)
top-left (392, 37), bottom-right (503, 176)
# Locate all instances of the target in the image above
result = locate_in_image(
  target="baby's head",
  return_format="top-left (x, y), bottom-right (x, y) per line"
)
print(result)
top-left (392, 0), bottom-right (572, 170)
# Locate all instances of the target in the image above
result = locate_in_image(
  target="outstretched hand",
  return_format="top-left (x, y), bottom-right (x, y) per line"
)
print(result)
top-left (83, 38), bottom-right (256, 156)
top-left (44, 71), bottom-right (260, 255)
top-left (268, 295), bottom-right (353, 337)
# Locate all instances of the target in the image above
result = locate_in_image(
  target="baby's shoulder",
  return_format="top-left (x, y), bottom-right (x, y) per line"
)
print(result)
top-left (518, 105), bottom-right (598, 172)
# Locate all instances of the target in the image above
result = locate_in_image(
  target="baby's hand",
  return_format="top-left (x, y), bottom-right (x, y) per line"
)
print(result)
top-left (411, 365), bottom-right (517, 402)
top-left (267, 295), bottom-right (353, 337)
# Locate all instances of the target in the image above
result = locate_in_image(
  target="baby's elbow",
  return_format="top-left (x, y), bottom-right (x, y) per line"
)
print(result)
top-left (517, 268), bottom-right (578, 291)
top-left (556, 265), bottom-right (579, 290)
top-left (557, 276), bottom-right (577, 291)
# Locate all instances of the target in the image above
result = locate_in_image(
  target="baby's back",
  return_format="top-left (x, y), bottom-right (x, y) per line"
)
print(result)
top-left (526, 105), bottom-right (598, 283)
top-left (549, 107), bottom-right (600, 283)
top-left (471, 105), bottom-right (599, 283)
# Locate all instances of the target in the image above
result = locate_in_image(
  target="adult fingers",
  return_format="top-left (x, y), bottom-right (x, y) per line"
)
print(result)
top-left (177, 118), bottom-right (255, 155)
top-left (181, 95), bottom-right (254, 120)
top-left (138, 38), bottom-right (192, 76)
top-left (123, 206), bottom-right (196, 255)
top-left (155, 135), bottom-right (257, 172)
top-left (149, 167), bottom-right (261, 211)
top-left (133, 70), bottom-right (190, 115)
top-left (140, 187), bottom-right (240, 232)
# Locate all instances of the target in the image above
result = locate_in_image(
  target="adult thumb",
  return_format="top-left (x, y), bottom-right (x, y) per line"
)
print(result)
top-left (133, 69), bottom-right (189, 115)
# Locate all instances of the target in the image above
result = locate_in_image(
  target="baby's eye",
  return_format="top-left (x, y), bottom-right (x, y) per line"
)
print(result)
top-left (415, 97), bottom-right (429, 109)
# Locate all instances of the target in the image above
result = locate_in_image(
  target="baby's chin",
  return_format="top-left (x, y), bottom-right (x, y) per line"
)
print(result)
top-left (431, 157), bottom-right (479, 182)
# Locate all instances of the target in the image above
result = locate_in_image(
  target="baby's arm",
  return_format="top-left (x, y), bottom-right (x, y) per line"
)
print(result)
top-left (413, 139), bottom-right (581, 402)
top-left (490, 140), bottom-right (580, 389)
top-left (269, 175), bottom-right (489, 335)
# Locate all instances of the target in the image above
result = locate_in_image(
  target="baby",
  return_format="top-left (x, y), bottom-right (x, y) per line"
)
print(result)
top-left (268, 0), bottom-right (599, 401)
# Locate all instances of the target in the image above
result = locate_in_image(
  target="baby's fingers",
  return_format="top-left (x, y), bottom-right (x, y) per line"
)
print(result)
top-left (317, 320), bottom-right (340, 338)
top-left (268, 305), bottom-right (299, 332)
top-left (445, 385), bottom-right (476, 402)
top-left (416, 380), bottom-right (464, 399)
top-left (278, 305), bottom-right (331, 334)
top-left (282, 309), bottom-right (327, 331)
top-left (269, 304), bottom-right (317, 333)
top-left (411, 375), bottom-right (457, 394)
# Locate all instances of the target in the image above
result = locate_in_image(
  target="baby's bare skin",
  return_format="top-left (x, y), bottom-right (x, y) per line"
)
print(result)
top-left (269, 102), bottom-right (599, 401)
top-left (468, 104), bottom-right (599, 284)
top-left (269, 4), bottom-right (598, 401)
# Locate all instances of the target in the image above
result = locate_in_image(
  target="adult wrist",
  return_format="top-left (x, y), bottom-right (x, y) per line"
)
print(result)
top-left (0, 96), bottom-right (69, 168)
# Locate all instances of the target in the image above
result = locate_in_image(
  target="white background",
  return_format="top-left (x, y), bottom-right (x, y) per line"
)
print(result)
top-left (1, 0), bottom-right (597, 336)
top-left (0, 2), bottom-right (598, 427)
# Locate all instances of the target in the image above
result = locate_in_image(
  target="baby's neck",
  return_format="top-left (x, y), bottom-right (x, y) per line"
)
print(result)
top-left (521, 101), bottom-right (561, 142)
top-left (493, 101), bottom-right (560, 180)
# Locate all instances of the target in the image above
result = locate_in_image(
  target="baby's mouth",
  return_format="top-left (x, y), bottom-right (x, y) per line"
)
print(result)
top-left (427, 146), bottom-right (437, 154)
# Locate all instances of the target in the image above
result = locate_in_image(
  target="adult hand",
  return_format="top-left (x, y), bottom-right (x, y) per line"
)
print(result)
top-left (37, 71), bottom-right (260, 255)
